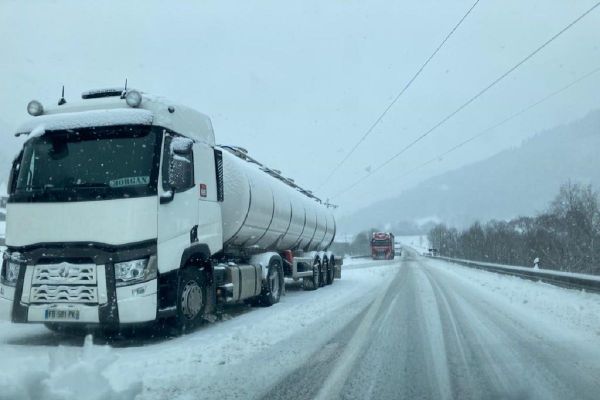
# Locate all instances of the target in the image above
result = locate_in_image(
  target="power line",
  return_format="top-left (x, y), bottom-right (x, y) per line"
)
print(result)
top-left (380, 65), bottom-right (600, 188)
top-left (317, 0), bottom-right (481, 190)
top-left (331, 1), bottom-right (600, 199)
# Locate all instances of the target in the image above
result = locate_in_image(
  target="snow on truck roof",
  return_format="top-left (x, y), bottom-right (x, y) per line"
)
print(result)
top-left (18, 109), bottom-right (154, 137)
top-left (16, 89), bottom-right (215, 145)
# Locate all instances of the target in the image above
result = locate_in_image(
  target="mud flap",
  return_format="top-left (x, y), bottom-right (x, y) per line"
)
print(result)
top-left (335, 265), bottom-right (342, 279)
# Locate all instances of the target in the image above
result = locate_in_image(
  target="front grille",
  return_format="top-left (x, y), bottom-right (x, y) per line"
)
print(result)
top-left (31, 285), bottom-right (98, 303)
top-left (29, 263), bottom-right (99, 304)
top-left (32, 263), bottom-right (97, 285)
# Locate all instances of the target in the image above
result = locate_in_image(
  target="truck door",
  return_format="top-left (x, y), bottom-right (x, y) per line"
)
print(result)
top-left (192, 142), bottom-right (223, 254)
top-left (157, 132), bottom-right (200, 272)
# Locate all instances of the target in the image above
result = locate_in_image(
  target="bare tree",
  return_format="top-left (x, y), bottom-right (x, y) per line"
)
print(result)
top-left (428, 181), bottom-right (600, 274)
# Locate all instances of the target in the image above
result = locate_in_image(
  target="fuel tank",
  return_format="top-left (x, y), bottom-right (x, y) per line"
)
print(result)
top-left (219, 147), bottom-right (335, 252)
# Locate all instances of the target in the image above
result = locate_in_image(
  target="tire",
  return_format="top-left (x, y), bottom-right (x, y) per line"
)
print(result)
top-left (303, 258), bottom-right (320, 291)
top-left (259, 258), bottom-right (282, 306)
top-left (332, 255), bottom-right (340, 281)
top-left (175, 267), bottom-right (207, 332)
top-left (326, 257), bottom-right (335, 285)
top-left (322, 257), bottom-right (331, 286)
top-left (319, 258), bottom-right (328, 287)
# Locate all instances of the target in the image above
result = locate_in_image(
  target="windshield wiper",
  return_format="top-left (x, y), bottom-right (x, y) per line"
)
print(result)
top-left (16, 185), bottom-right (59, 193)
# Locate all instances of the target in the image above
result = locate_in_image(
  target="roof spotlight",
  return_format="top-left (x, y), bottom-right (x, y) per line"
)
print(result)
top-left (125, 90), bottom-right (142, 108)
top-left (27, 100), bottom-right (44, 116)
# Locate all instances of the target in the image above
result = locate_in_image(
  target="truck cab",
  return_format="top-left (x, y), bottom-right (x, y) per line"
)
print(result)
top-left (0, 90), bottom-right (223, 328)
top-left (371, 232), bottom-right (395, 260)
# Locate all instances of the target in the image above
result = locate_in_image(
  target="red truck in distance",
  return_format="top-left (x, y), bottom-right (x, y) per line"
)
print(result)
top-left (371, 232), bottom-right (395, 260)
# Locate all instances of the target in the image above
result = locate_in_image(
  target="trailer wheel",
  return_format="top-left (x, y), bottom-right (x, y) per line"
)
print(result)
top-left (326, 257), bottom-right (335, 285)
top-left (259, 258), bottom-right (282, 306)
top-left (321, 257), bottom-right (330, 286)
top-left (303, 258), bottom-right (320, 291)
top-left (175, 267), bottom-right (207, 331)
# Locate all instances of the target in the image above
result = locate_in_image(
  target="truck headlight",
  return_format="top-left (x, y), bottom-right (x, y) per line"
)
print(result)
top-left (1, 257), bottom-right (21, 287)
top-left (114, 256), bottom-right (157, 287)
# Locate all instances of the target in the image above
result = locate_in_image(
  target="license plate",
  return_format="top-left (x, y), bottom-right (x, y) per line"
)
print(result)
top-left (44, 309), bottom-right (80, 321)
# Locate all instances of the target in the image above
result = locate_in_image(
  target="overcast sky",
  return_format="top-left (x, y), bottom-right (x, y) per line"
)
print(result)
top-left (1, 0), bottom-right (599, 215)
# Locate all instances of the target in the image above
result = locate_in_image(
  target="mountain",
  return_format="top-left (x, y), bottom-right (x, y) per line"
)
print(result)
top-left (338, 109), bottom-right (600, 234)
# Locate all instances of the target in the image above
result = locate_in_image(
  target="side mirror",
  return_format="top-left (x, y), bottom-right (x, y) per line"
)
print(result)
top-left (8, 152), bottom-right (22, 195)
top-left (160, 188), bottom-right (175, 204)
top-left (161, 135), bottom-right (194, 203)
top-left (172, 137), bottom-right (193, 155)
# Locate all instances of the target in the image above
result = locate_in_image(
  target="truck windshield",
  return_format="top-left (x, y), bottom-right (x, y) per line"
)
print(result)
top-left (11, 125), bottom-right (161, 203)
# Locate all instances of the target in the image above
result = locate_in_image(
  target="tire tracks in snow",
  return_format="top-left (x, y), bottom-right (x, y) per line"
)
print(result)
top-left (312, 261), bottom-right (403, 400)
top-left (419, 256), bottom-right (600, 400)
top-left (259, 258), bottom-right (404, 400)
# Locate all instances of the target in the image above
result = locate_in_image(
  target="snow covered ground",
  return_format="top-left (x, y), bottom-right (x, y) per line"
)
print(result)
top-left (396, 234), bottom-right (430, 253)
top-left (262, 250), bottom-right (600, 399)
top-left (426, 257), bottom-right (600, 345)
top-left (2, 252), bottom-right (600, 399)
top-left (341, 257), bottom-right (394, 269)
top-left (0, 261), bottom-right (400, 400)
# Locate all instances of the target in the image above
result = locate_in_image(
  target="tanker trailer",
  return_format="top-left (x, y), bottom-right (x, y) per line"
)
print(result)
top-left (0, 89), bottom-right (341, 331)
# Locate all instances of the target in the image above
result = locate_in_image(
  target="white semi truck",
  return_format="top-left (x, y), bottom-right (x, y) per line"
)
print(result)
top-left (0, 88), bottom-right (340, 331)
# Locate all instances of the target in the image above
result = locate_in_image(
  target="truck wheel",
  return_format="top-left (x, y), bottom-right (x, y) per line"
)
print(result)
top-left (332, 255), bottom-right (340, 281)
top-left (175, 267), bottom-right (207, 332)
top-left (303, 258), bottom-right (320, 291)
top-left (326, 258), bottom-right (335, 285)
top-left (319, 258), bottom-right (327, 287)
top-left (259, 259), bottom-right (282, 306)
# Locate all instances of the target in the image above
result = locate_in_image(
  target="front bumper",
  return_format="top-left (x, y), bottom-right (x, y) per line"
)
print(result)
top-left (1, 240), bottom-right (158, 325)
top-left (0, 279), bottom-right (157, 324)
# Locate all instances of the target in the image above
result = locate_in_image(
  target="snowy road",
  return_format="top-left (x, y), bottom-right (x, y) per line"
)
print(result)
top-left (264, 251), bottom-right (600, 400)
top-left (2, 252), bottom-right (600, 399)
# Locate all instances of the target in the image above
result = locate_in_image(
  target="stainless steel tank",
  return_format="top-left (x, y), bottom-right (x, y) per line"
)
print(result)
top-left (219, 147), bottom-right (335, 251)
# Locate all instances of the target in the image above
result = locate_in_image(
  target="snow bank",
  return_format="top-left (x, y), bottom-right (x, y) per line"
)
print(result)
top-left (0, 335), bottom-right (142, 400)
top-left (342, 257), bottom-right (393, 269)
top-left (437, 255), bottom-right (600, 282)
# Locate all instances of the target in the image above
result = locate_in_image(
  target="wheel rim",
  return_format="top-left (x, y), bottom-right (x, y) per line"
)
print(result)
top-left (269, 266), bottom-right (280, 298)
top-left (181, 280), bottom-right (203, 320)
top-left (313, 260), bottom-right (320, 285)
top-left (322, 260), bottom-right (328, 282)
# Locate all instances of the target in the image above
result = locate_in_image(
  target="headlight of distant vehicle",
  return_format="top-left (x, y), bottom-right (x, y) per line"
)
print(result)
top-left (1, 254), bottom-right (22, 287)
top-left (114, 256), bottom-right (157, 287)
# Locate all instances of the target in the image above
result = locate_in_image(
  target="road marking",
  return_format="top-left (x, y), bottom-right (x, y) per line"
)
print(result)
top-left (314, 262), bottom-right (401, 400)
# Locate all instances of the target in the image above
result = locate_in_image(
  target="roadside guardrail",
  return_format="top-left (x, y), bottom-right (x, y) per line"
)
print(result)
top-left (427, 255), bottom-right (600, 294)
